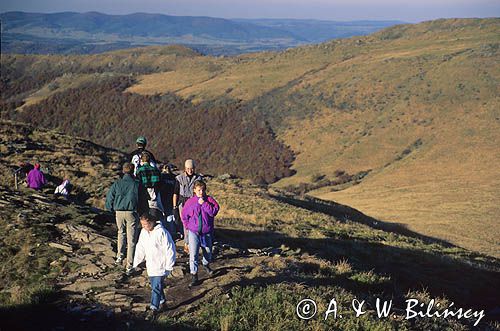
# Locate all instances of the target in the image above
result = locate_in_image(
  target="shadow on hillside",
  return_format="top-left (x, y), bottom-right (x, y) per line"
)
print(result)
top-left (216, 228), bottom-right (500, 312)
top-left (269, 193), bottom-right (456, 247)
top-left (0, 299), bottom-right (204, 331)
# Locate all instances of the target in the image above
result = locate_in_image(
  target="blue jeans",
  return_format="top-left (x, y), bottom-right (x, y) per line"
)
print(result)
top-left (149, 276), bottom-right (166, 310)
top-left (188, 230), bottom-right (213, 274)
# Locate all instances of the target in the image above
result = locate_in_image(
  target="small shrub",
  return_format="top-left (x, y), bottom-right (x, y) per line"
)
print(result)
top-left (333, 169), bottom-right (346, 177)
top-left (334, 258), bottom-right (352, 275)
top-left (310, 173), bottom-right (325, 183)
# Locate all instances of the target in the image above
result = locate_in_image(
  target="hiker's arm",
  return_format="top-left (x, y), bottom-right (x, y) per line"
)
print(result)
top-left (162, 232), bottom-right (176, 271)
top-left (172, 180), bottom-right (180, 207)
top-left (202, 196), bottom-right (219, 217)
top-left (181, 200), bottom-right (191, 226)
top-left (133, 233), bottom-right (146, 268)
top-left (105, 183), bottom-right (116, 211)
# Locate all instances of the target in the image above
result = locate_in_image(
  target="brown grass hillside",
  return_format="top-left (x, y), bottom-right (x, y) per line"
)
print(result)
top-left (1, 18), bottom-right (499, 257)
top-left (128, 18), bottom-right (500, 257)
top-left (1, 120), bottom-right (499, 330)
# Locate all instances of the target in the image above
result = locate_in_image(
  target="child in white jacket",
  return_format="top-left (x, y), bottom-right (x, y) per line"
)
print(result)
top-left (133, 213), bottom-right (176, 320)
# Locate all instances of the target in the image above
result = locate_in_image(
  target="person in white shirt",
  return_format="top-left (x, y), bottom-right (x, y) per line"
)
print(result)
top-left (132, 213), bottom-right (176, 320)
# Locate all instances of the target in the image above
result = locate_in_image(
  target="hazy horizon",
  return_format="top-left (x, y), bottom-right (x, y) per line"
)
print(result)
top-left (0, 0), bottom-right (499, 23)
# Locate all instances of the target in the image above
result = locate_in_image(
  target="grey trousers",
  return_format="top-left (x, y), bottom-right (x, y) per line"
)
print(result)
top-left (116, 211), bottom-right (139, 269)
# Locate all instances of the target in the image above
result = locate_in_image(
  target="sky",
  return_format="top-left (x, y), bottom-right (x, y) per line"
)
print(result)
top-left (0, 0), bottom-right (499, 22)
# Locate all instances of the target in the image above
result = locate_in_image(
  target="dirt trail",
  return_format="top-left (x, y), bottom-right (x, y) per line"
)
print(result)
top-left (48, 202), bottom-right (270, 321)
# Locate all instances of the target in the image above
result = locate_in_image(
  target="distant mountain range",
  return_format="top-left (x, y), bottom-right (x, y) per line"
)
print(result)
top-left (0, 11), bottom-right (403, 55)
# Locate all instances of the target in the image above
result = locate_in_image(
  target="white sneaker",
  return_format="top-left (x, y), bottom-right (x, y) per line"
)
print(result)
top-left (115, 257), bottom-right (123, 264)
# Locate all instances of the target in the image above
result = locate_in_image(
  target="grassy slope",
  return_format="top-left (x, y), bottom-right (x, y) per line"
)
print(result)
top-left (0, 121), bottom-right (499, 330)
top-left (3, 18), bottom-right (499, 257)
top-left (179, 179), bottom-right (500, 330)
top-left (128, 18), bottom-right (500, 257)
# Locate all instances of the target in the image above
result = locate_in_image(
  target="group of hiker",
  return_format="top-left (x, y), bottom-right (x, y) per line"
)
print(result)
top-left (19, 162), bottom-right (72, 199)
top-left (105, 136), bottom-right (220, 320)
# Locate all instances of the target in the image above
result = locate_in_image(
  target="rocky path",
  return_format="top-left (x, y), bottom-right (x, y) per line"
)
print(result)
top-left (4, 188), bottom-right (290, 326)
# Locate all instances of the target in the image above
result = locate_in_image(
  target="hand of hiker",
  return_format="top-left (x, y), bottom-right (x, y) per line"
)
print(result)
top-left (198, 197), bottom-right (204, 205)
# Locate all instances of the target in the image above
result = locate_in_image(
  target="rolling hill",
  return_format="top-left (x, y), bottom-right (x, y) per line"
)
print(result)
top-left (0, 11), bottom-right (400, 55)
top-left (1, 18), bottom-right (499, 258)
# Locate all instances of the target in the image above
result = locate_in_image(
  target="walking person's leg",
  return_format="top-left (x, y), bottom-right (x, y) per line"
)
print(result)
top-left (149, 276), bottom-right (163, 310)
top-left (159, 276), bottom-right (166, 306)
top-left (188, 230), bottom-right (200, 286)
top-left (125, 211), bottom-right (139, 272)
top-left (201, 232), bottom-right (214, 276)
top-left (115, 211), bottom-right (126, 263)
top-left (147, 276), bottom-right (164, 320)
top-left (180, 204), bottom-right (189, 252)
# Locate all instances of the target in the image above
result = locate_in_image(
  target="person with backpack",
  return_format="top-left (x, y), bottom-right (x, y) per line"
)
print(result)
top-left (132, 213), bottom-right (176, 321)
top-left (131, 136), bottom-right (157, 176)
top-left (26, 163), bottom-right (47, 190)
top-left (181, 180), bottom-right (219, 287)
top-left (136, 152), bottom-right (164, 223)
top-left (105, 162), bottom-right (140, 275)
top-left (173, 159), bottom-right (203, 254)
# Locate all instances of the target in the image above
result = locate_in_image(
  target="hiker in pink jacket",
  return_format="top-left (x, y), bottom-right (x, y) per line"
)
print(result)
top-left (26, 163), bottom-right (47, 190)
top-left (181, 180), bottom-right (219, 287)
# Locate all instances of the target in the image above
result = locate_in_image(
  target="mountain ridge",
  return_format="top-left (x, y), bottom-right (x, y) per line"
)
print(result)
top-left (0, 11), bottom-right (400, 55)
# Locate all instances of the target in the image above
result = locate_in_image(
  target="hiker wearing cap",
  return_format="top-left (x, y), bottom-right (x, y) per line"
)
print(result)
top-left (26, 163), bottom-right (47, 190)
top-left (136, 152), bottom-right (165, 224)
top-left (159, 164), bottom-right (177, 239)
top-left (181, 180), bottom-right (219, 287)
top-left (173, 159), bottom-right (203, 253)
top-left (105, 162), bottom-right (140, 275)
top-left (132, 213), bottom-right (176, 321)
top-left (131, 136), bottom-right (157, 176)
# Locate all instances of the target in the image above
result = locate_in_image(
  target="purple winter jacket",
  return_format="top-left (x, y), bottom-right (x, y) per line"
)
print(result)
top-left (26, 168), bottom-right (47, 190)
top-left (181, 195), bottom-right (219, 235)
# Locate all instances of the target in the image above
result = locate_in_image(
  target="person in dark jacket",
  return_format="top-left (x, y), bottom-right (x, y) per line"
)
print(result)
top-left (159, 163), bottom-right (177, 239)
top-left (105, 162), bottom-right (140, 275)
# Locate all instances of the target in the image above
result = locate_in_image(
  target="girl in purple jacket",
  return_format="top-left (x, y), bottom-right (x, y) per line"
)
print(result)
top-left (181, 180), bottom-right (219, 287)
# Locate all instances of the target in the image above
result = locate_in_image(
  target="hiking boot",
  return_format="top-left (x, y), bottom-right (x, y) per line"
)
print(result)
top-left (145, 309), bottom-right (158, 321)
top-left (158, 299), bottom-right (168, 311)
top-left (203, 265), bottom-right (214, 276)
top-left (189, 273), bottom-right (198, 287)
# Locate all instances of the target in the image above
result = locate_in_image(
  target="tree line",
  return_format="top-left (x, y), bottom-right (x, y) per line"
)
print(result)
top-left (2, 76), bottom-right (295, 183)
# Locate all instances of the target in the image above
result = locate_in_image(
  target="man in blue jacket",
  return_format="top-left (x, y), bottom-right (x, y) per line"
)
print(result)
top-left (105, 162), bottom-right (140, 275)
